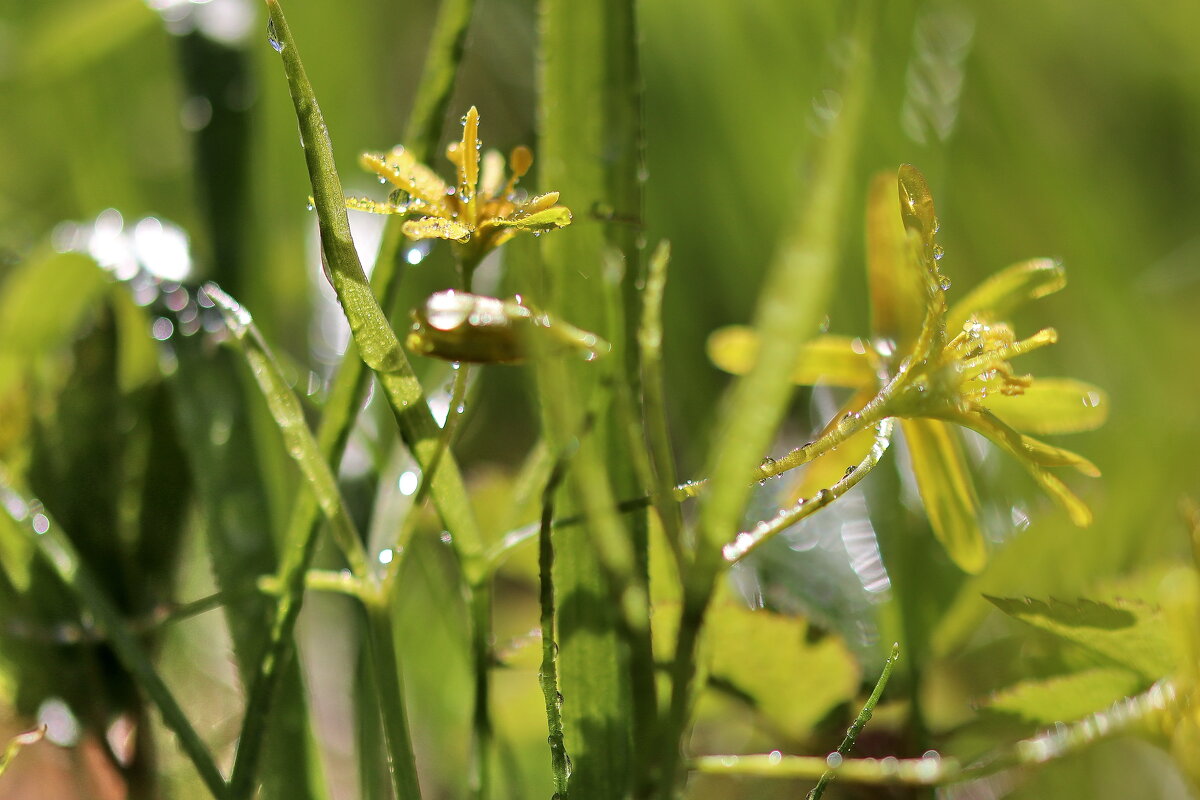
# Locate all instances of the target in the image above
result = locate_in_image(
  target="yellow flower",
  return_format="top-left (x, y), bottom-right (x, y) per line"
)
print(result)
top-left (707, 165), bottom-right (1106, 574)
top-left (346, 106), bottom-right (572, 262)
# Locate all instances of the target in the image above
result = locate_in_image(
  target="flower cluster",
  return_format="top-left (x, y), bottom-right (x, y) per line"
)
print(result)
top-left (346, 106), bottom-right (572, 266)
top-left (708, 165), bottom-right (1106, 573)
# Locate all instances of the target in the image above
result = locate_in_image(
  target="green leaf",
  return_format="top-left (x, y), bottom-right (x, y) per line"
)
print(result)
top-left (653, 596), bottom-right (860, 740)
top-left (0, 475), bottom-right (226, 796)
top-left (981, 378), bottom-right (1108, 435)
top-left (704, 603), bottom-right (861, 740)
top-left (169, 328), bottom-right (328, 800)
top-left (900, 418), bottom-right (987, 574)
top-left (204, 284), bottom-right (368, 575)
top-left (706, 328), bottom-right (876, 389)
top-left (946, 258), bottom-right (1067, 335)
top-left (986, 595), bottom-right (1175, 680)
top-left (537, 0), bottom-right (651, 794)
top-left (0, 250), bottom-right (109, 396)
top-left (985, 667), bottom-right (1146, 725)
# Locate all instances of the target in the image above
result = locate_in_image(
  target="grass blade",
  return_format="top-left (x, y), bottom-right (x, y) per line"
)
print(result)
top-left (204, 284), bottom-right (367, 573)
top-left (229, 0), bottom-right (479, 792)
top-left (664, 8), bottom-right (872, 793)
top-left (264, 0), bottom-right (482, 575)
top-left (537, 0), bottom-right (652, 793)
top-left (0, 470), bottom-right (227, 798)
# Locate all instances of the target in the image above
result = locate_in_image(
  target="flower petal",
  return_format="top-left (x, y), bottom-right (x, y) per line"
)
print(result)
top-left (457, 106), bottom-right (481, 210)
top-left (945, 409), bottom-right (1095, 526)
top-left (954, 408), bottom-right (1100, 476)
top-left (362, 149), bottom-right (449, 209)
top-left (867, 171), bottom-right (926, 351)
top-left (519, 192), bottom-right (562, 214)
top-left (480, 150), bottom-right (505, 198)
top-left (706, 327), bottom-right (876, 388)
top-left (401, 217), bottom-right (472, 243)
top-left (898, 164), bottom-right (938, 250)
top-left (947, 258), bottom-right (1066, 334)
top-left (485, 205), bottom-right (573, 232)
top-left (345, 195), bottom-right (405, 215)
top-left (981, 378), bottom-right (1108, 434)
top-left (901, 418), bottom-right (987, 574)
top-left (1023, 465), bottom-right (1093, 527)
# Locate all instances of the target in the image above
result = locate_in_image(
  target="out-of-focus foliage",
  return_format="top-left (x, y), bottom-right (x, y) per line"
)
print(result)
top-left (0, 0), bottom-right (1198, 798)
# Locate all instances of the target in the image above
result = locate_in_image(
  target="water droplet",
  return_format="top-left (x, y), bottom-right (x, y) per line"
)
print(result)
top-left (266, 19), bottom-right (283, 52)
top-left (768, 749), bottom-right (782, 765)
top-left (937, 274), bottom-right (952, 291)
top-left (843, 465), bottom-right (856, 478)
top-left (439, 531), bottom-right (453, 545)
top-left (932, 244), bottom-right (945, 261)
top-left (1083, 391), bottom-right (1102, 408)
top-left (397, 471), bottom-right (420, 496)
top-left (825, 752), bottom-right (843, 768)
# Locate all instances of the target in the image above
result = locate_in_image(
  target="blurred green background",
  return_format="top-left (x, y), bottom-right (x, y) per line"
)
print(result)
top-left (1, 0), bottom-right (1198, 797)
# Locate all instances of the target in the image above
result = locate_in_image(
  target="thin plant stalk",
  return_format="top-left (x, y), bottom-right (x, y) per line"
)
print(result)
top-left (362, 592), bottom-right (424, 800)
top-left (258, 3), bottom-right (488, 797)
top-left (690, 680), bottom-right (1176, 787)
top-left (637, 241), bottom-right (684, 567)
top-left (808, 643), bottom-right (901, 800)
top-left (228, 0), bottom-right (477, 787)
top-left (538, 455), bottom-right (573, 797)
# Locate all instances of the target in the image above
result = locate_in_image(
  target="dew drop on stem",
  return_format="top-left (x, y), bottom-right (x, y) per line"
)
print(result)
top-left (266, 19), bottom-right (283, 52)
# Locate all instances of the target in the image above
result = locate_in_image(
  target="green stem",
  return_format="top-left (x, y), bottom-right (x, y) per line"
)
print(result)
top-left (637, 241), bottom-right (685, 569)
top-left (808, 643), bottom-right (900, 800)
top-left (469, 582), bottom-right (494, 800)
top-left (363, 592), bottom-right (424, 800)
top-left (257, 569), bottom-right (373, 602)
top-left (537, 454), bottom-right (573, 797)
top-left (230, 0), bottom-right (479, 792)
top-left (0, 476), bottom-right (227, 798)
top-left (266, 0), bottom-right (484, 573)
top-left (690, 678), bottom-right (1176, 786)
top-left (722, 419), bottom-right (894, 563)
